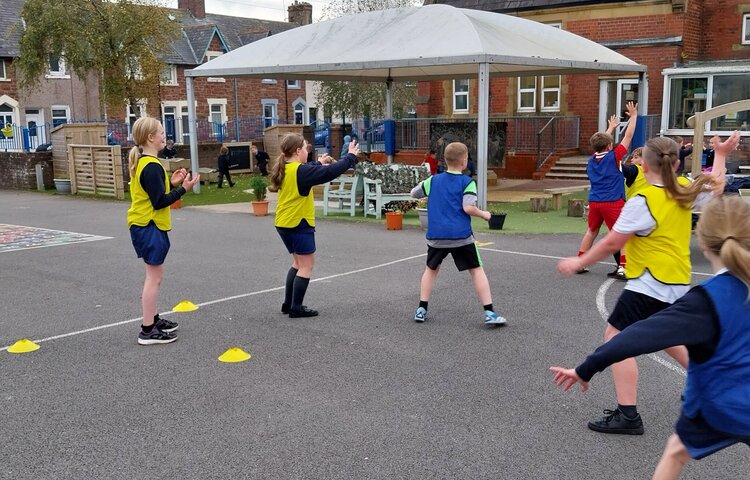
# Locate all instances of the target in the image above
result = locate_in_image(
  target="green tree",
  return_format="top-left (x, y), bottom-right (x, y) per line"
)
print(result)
top-left (316, 0), bottom-right (421, 121)
top-left (17, 0), bottom-right (181, 117)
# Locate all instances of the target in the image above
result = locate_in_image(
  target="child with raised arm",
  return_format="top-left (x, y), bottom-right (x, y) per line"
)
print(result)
top-left (551, 195), bottom-right (750, 480)
top-left (576, 103), bottom-right (638, 278)
top-left (126, 117), bottom-right (199, 345)
top-left (556, 131), bottom-right (740, 435)
top-left (410, 142), bottom-right (506, 326)
top-left (269, 133), bottom-right (358, 318)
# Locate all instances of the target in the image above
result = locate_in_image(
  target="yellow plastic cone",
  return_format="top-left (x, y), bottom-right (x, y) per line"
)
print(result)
top-left (7, 338), bottom-right (40, 354)
top-left (218, 347), bottom-right (251, 363)
top-left (172, 300), bottom-right (198, 312)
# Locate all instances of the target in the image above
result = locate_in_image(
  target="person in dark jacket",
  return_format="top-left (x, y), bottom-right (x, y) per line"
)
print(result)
top-left (252, 144), bottom-right (270, 176)
top-left (217, 146), bottom-right (234, 188)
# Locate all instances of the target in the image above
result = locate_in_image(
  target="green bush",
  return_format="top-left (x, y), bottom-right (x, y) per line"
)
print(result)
top-left (249, 175), bottom-right (268, 201)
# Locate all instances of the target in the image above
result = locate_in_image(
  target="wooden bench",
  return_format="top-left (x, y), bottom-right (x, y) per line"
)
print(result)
top-left (543, 185), bottom-right (590, 210)
top-left (322, 174), bottom-right (362, 216)
top-left (363, 178), bottom-right (414, 219)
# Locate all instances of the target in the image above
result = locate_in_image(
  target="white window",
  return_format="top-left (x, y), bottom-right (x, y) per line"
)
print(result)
top-left (287, 80), bottom-right (301, 89)
top-left (262, 100), bottom-right (278, 128)
top-left (47, 54), bottom-right (68, 78)
top-left (205, 51), bottom-right (223, 63)
top-left (540, 76), bottom-right (561, 112)
top-left (517, 76), bottom-right (537, 112)
top-left (51, 106), bottom-right (70, 127)
top-left (453, 79), bottom-right (469, 113)
top-left (126, 102), bottom-right (146, 139)
top-left (0, 103), bottom-right (13, 127)
top-left (207, 98), bottom-right (227, 137)
top-left (292, 99), bottom-right (306, 125)
top-left (743, 14), bottom-right (750, 45)
top-left (126, 58), bottom-right (143, 80)
top-left (160, 65), bottom-right (177, 86)
top-left (0, 60), bottom-right (6, 81)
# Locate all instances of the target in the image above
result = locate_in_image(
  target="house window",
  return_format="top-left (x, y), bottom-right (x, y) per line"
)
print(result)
top-left (48, 54), bottom-right (67, 78)
top-left (51, 106), bottom-right (70, 127)
top-left (208, 99), bottom-right (226, 137)
top-left (743, 13), bottom-right (750, 45)
top-left (293, 101), bottom-right (305, 125)
top-left (518, 76), bottom-right (537, 112)
top-left (667, 77), bottom-right (708, 129)
top-left (126, 102), bottom-right (146, 139)
top-left (0, 60), bottom-right (6, 81)
top-left (541, 76), bottom-right (561, 112)
top-left (0, 104), bottom-right (13, 127)
top-left (453, 79), bottom-right (469, 113)
top-left (160, 65), bottom-right (177, 86)
top-left (710, 74), bottom-right (750, 130)
top-left (287, 80), bottom-right (301, 89)
top-left (262, 100), bottom-right (278, 128)
top-left (205, 51), bottom-right (222, 63)
top-left (664, 73), bottom-right (750, 132)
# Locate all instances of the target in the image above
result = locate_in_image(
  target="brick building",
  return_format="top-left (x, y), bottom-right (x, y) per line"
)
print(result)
top-left (421, 0), bottom-right (750, 153)
top-left (0, 0), bottom-right (313, 148)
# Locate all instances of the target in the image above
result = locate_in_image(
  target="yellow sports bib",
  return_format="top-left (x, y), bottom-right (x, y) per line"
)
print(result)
top-left (126, 155), bottom-right (171, 231)
top-left (274, 162), bottom-right (315, 228)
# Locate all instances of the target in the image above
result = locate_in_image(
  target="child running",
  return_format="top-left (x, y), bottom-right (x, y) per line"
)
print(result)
top-left (410, 142), bottom-right (506, 326)
top-left (557, 131), bottom-right (740, 434)
top-left (551, 195), bottom-right (750, 480)
top-left (126, 117), bottom-right (199, 345)
top-left (576, 103), bottom-right (638, 278)
top-left (269, 133), bottom-right (358, 318)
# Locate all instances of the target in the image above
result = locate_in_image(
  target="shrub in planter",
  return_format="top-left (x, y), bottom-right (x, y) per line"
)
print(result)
top-left (249, 175), bottom-right (269, 216)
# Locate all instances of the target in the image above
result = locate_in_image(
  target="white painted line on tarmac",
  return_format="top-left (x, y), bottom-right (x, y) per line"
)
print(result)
top-left (0, 253), bottom-right (427, 352)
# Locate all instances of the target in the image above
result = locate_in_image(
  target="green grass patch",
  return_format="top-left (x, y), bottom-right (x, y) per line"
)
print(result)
top-left (316, 191), bottom-right (592, 235)
top-left (179, 174), bottom-right (255, 206)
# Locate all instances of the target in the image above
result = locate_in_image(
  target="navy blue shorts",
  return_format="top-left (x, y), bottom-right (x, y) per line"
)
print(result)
top-left (608, 289), bottom-right (671, 331)
top-left (276, 227), bottom-right (316, 255)
top-left (676, 411), bottom-right (750, 460)
top-left (426, 243), bottom-right (482, 271)
top-left (130, 222), bottom-right (170, 265)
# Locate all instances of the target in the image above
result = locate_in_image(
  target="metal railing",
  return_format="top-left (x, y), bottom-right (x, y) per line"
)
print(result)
top-left (0, 123), bottom-right (55, 152)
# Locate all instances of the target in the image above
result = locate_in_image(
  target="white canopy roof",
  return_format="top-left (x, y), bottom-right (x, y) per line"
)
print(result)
top-left (186, 4), bottom-right (645, 81)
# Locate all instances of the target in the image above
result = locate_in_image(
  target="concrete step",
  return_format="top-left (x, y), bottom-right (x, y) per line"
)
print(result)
top-left (545, 172), bottom-right (590, 179)
top-left (549, 166), bottom-right (587, 173)
top-left (555, 157), bottom-right (589, 165)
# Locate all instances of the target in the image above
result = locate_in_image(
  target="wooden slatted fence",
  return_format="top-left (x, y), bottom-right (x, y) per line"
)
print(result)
top-left (67, 145), bottom-right (125, 199)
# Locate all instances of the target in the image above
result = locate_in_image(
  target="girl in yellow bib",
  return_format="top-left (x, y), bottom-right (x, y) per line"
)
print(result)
top-left (126, 117), bottom-right (199, 345)
top-left (557, 131), bottom-right (740, 435)
top-left (269, 133), bottom-right (359, 318)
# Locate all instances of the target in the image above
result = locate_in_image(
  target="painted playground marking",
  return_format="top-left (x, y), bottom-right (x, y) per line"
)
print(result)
top-left (0, 246), bottom-right (713, 355)
top-left (0, 224), bottom-right (112, 253)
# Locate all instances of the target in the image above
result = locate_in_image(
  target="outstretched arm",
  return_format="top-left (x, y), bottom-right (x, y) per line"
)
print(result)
top-left (605, 114), bottom-right (619, 136)
top-left (619, 102), bottom-right (638, 151)
top-left (708, 130), bottom-right (741, 194)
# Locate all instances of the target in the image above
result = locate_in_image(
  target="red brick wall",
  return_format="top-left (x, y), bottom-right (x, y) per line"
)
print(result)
top-left (0, 59), bottom-right (18, 99)
top-left (0, 151), bottom-right (53, 190)
top-left (699, 0), bottom-right (750, 60)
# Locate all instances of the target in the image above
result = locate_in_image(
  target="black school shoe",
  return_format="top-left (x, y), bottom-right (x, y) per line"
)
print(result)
top-left (588, 408), bottom-right (644, 435)
top-left (288, 306), bottom-right (319, 318)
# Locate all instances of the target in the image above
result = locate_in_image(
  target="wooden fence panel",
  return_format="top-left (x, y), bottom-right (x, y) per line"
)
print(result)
top-left (67, 145), bottom-right (124, 199)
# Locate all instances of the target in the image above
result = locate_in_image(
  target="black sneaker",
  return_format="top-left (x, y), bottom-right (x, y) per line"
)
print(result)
top-left (138, 328), bottom-right (177, 345)
top-left (289, 306), bottom-right (319, 318)
top-left (588, 408), bottom-right (644, 435)
top-left (154, 315), bottom-right (178, 333)
top-left (282, 303), bottom-right (311, 314)
top-left (606, 266), bottom-right (626, 281)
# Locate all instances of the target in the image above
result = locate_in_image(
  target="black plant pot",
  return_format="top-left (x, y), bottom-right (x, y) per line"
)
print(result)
top-left (488, 213), bottom-right (506, 230)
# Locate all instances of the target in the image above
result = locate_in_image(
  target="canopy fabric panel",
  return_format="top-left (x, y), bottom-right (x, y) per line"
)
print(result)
top-left (186, 4), bottom-right (644, 80)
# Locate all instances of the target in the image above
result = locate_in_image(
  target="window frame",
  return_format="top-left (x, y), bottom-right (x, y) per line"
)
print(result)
top-left (207, 98), bottom-right (227, 137)
top-left (47, 54), bottom-right (69, 79)
top-left (287, 79), bottom-right (301, 89)
top-left (51, 105), bottom-right (71, 127)
top-left (540, 75), bottom-right (561, 112)
top-left (262, 99), bottom-right (278, 128)
top-left (743, 13), bottom-right (750, 45)
top-left (0, 60), bottom-right (6, 81)
top-left (452, 79), bottom-right (469, 113)
top-left (517, 76), bottom-right (537, 112)
top-left (292, 98), bottom-right (306, 125)
top-left (160, 65), bottom-right (178, 86)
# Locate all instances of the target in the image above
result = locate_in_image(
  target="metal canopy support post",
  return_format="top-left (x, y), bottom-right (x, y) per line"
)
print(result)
top-left (186, 77), bottom-right (200, 194)
top-left (386, 76), bottom-right (394, 164)
top-left (476, 62), bottom-right (490, 210)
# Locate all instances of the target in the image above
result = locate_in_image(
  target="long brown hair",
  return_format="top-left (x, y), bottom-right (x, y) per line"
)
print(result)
top-left (642, 137), bottom-right (714, 209)
top-left (127, 117), bottom-right (161, 178)
top-left (268, 133), bottom-right (305, 192)
top-left (697, 195), bottom-right (750, 295)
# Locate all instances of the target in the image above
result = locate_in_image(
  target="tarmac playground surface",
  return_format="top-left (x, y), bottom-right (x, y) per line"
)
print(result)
top-left (1, 190), bottom-right (748, 479)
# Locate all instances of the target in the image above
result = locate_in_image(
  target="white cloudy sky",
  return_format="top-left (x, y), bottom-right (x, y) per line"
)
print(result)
top-left (165, 0), bottom-right (332, 22)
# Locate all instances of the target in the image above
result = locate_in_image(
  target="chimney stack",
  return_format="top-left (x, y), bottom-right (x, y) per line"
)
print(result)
top-left (178, 0), bottom-right (205, 19)
top-left (288, 1), bottom-right (313, 26)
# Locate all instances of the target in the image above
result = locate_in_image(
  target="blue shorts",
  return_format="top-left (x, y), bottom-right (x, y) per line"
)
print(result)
top-left (676, 411), bottom-right (750, 460)
top-left (276, 227), bottom-right (316, 255)
top-left (130, 222), bottom-right (170, 265)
